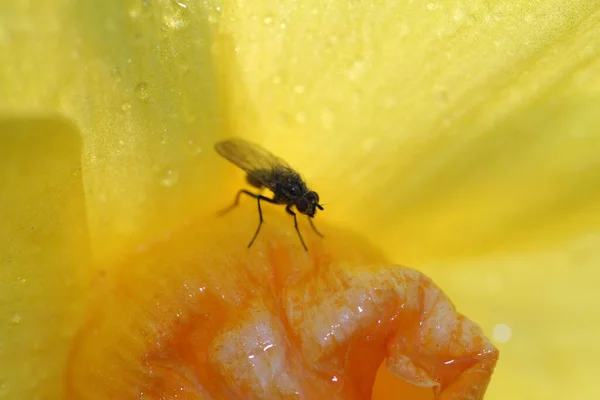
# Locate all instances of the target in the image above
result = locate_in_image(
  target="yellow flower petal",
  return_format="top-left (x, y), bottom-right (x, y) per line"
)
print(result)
top-left (3, 0), bottom-right (597, 399)
top-left (425, 231), bottom-right (600, 399)
top-left (218, 0), bottom-right (600, 262)
top-left (1, 1), bottom-right (225, 265)
top-left (217, 2), bottom-right (600, 399)
top-left (0, 117), bottom-right (91, 399)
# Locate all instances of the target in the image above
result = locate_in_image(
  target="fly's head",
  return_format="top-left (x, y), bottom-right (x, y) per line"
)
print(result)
top-left (295, 191), bottom-right (323, 218)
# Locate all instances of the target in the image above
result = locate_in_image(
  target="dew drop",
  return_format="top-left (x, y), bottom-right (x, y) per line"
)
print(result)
top-left (121, 101), bottom-right (132, 111)
top-left (263, 15), bottom-right (273, 25)
top-left (262, 344), bottom-right (274, 351)
top-left (362, 137), bottom-right (376, 151)
top-left (135, 82), bottom-right (150, 102)
top-left (492, 323), bottom-right (512, 343)
top-left (346, 58), bottom-right (366, 81)
top-left (129, 7), bottom-right (140, 19)
top-left (435, 86), bottom-right (449, 104)
top-left (187, 140), bottom-right (203, 155)
top-left (129, 0), bottom-right (153, 20)
top-left (173, 0), bottom-right (187, 8)
top-left (178, 63), bottom-right (190, 76)
top-left (10, 314), bottom-right (21, 324)
top-left (295, 111), bottom-right (307, 124)
top-left (453, 8), bottom-right (465, 21)
top-left (293, 84), bottom-right (305, 94)
top-left (159, 168), bottom-right (179, 187)
top-left (399, 23), bottom-right (410, 37)
top-left (164, 8), bottom-right (189, 30)
top-left (321, 108), bottom-right (335, 130)
top-left (111, 67), bottom-right (122, 82)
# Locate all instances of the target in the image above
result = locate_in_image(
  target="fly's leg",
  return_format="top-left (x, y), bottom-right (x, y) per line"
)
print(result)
top-left (217, 190), bottom-right (276, 248)
top-left (217, 189), bottom-right (258, 216)
top-left (217, 190), bottom-right (243, 216)
top-left (308, 218), bottom-right (324, 238)
top-left (248, 194), bottom-right (277, 248)
top-left (286, 205), bottom-right (308, 252)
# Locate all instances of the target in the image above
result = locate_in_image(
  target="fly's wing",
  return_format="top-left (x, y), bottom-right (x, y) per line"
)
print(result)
top-left (214, 138), bottom-right (293, 189)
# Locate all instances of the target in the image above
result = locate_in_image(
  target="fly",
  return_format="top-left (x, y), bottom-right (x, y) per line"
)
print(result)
top-left (214, 137), bottom-right (324, 251)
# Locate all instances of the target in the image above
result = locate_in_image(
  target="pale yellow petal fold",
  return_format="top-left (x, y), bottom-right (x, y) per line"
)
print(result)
top-left (0, 1), bottom-right (226, 265)
top-left (0, 117), bottom-right (92, 399)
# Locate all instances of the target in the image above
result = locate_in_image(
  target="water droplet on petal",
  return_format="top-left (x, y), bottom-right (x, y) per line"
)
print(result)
top-left (187, 140), bottom-right (203, 155)
top-left (135, 82), bottom-right (150, 102)
top-left (263, 15), bottom-right (273, 25)
top-left (321, 109), bottom-right (335, 130)
top-left (492, 323), bottom-right (512, 343)
top-left (129, 7), bottom-right (141, 19)
top-left (121, 102), bottom-right (132, 111)
top-left (111, 68), bottom-right (122, 82)
top-left (346, 58), bottom-right (366, 81)
top-left (453, 8), bottom-right (465, 21)
top-left (173, 0), bottom-right (187, 8)
top-left (159, 168), bottom-right (179, 187)
top-left (295, 112), bottom-right (306, 124)
top-left (0, 381), bottom-right (9, 397)
top-left (10, 314), bottom-right (21, 324)
top-left (362, 137), bottom-right (376, 151)
top-left (129, 0), bottom-right (153, 20)
top-left (163, 6), bottom-right (189, 30)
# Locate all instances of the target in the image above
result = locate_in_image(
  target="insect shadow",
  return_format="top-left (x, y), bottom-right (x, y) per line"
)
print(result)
top-left (214, 138), bottom-right (324, 251)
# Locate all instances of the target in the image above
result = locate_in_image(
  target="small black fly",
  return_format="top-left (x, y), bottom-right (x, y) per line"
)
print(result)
top-left (215, 137), bottom-right (324, 251)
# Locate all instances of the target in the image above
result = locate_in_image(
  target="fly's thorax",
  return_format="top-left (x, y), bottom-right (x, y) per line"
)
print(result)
top-left (270, 168), bottom-right (308, 202)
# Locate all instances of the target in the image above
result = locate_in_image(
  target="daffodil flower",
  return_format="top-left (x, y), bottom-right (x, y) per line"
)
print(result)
top-left (2, 0), bottom-right (598, 399)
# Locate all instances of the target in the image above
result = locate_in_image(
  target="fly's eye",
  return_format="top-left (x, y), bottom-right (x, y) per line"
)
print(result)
top-left (296, 196), bottom-right (309, 213)
top-left (306, 191), bottom-right (319, 203)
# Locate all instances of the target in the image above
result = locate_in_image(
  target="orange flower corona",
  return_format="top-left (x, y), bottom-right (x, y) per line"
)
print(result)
top-left (65, 205), bottom-right (498, 399)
